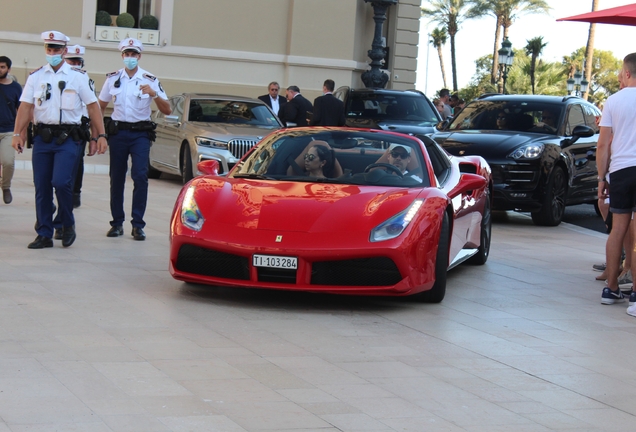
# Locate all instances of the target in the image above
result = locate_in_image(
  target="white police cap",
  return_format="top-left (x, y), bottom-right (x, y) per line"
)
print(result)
top-left (118, 38), bottom-right (143, 53)
top-left (388, 143), bottom-right (411, 155)
top-left (65, 45), bottom-right (85, 58)
top-left (41, 31), bottom-right (70, 45)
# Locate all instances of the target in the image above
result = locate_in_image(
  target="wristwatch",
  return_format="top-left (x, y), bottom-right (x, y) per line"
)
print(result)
top-left (598, 176), bottom-right (606, 181)
top-left (97, 133), bottom-right (108, 139)
top-left (90, 137), bottom-right (98, 142)
top-left (12, 133), bottom-right (20, 137)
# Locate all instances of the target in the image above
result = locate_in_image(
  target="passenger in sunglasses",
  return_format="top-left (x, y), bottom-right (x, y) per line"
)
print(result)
top-left (303, 144), bottom-right (335, 178)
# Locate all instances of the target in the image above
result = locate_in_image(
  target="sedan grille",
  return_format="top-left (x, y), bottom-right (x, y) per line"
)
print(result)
top-left (176, 245), bottom-right (249, 280)
top-left (228, 139), bottom-right (258, 159)
top-left (311, 257), bottom-right (402, 286)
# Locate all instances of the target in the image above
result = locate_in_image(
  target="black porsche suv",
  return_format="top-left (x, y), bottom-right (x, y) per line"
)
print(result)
top-left (333, 86), bottom-right (442, 135)
top-left (431, 94), bottom-right (601, 226)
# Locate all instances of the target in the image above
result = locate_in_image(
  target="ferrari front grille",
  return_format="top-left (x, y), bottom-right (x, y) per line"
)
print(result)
top-left (311, 257), bottom-right (402, 286)
top-left (228, 139), bottom-right (257, 159)
top-left (257, 268), bottom-right (297, 284)
top-left (175, 244), bottom-right (249, 280)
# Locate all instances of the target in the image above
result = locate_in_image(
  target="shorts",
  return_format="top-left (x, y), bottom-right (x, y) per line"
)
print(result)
top-left (609, 166), bottom-right (636, 214)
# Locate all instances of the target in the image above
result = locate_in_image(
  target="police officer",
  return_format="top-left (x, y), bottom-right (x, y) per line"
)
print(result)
top-left (98, 38), bottom-right (171, 241)
top-left (11, 31), bottom-right (108, 249)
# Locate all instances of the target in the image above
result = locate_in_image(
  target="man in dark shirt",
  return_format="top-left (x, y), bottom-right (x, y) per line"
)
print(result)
top-left (279, 85), bottom-right (312, 127)
top-left (0, 56), bottom-right (22, 204)
top-left (310, 79), bottom-right (345, 126)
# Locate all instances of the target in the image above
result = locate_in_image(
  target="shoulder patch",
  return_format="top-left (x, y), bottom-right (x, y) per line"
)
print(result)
top-left (71, 67), bottom-right (86, 74)
top-left (106, 71), bottom-right (119, 78)
top-left (143, 73), bottom-right (157, 82)
top-left (29, 66), bottom-right (43, 75)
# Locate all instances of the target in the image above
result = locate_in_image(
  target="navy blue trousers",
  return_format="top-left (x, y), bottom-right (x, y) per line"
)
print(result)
top-left (109, 130), bottom-right (150, 228)
top-left (32, 135), bottom-right (81, 238)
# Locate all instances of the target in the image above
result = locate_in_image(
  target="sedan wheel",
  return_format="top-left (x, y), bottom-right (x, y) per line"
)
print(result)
top-left (414, 212), bottom-right (449, 303)
top-left (181, 145), bottom-right (194, 184)
top-left (531, 167), bottom-right (566, 226)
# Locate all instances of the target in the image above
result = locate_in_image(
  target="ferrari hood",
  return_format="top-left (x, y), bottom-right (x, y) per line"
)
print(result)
top-left (191, 178), bottom-right (424, 233)
top-left (434, 130), bottom-right (548, 158)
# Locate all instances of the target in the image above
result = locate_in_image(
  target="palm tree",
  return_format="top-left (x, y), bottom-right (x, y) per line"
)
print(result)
top-left (469, 0), bottom-right (550, 85)
top-left (422, 0), bottom-right (477, 92)
top-left (583, 0), bottom-right (599, 100)
top-left (525, 36), bottom-right (547, 94)
top-left (430, 27), bottom-right (449, 88)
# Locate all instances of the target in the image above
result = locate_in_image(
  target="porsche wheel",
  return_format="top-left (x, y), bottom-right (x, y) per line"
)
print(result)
top-left (531, 166), bottom-right (566, 226)
top-left (415, 212), bottom-right (449, 303)
top-left (181, 144), bottom-right (194, 184)
top-left (468, 188), bottom-right (491, 265)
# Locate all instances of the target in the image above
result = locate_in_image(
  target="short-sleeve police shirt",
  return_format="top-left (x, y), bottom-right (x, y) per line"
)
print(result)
top-left (98, 66), bottom-right (167, 122)
top-left (20, 62), bottom-right (97, 125)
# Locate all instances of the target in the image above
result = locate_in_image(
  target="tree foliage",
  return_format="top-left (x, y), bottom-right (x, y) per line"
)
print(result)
top-left (562, 47), bottom-right (620, 103)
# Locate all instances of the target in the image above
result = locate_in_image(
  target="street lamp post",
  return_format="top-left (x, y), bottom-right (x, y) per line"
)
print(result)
top-left (361, 0), bottom-right (397, 89)
top-left (566, 70), bottom-right (589, 97)
top-left (497, 37), bottom-right (514, 94)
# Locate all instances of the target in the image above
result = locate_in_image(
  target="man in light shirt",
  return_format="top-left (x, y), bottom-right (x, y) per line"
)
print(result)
top-left (258, 81), bottom-right (286, 116)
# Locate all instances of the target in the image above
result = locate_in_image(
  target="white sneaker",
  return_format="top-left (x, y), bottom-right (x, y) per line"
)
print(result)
top-left (627, 303), bottom-right (636, 317)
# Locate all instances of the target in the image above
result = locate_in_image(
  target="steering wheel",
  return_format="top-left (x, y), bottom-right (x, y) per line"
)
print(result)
top-left (363, 163), bottom-right (403, 177)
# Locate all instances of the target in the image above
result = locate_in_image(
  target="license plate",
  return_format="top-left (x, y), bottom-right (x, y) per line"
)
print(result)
top-left (252, 254), bottom-right (298, 269)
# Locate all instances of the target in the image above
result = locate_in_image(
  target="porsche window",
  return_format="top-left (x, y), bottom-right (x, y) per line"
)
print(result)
top-left (231, 131), bottom-right (430, 187)
top-left (448, 100), bottom-right (565, 135)
top-left (187, 99), bottom-right (279, 126)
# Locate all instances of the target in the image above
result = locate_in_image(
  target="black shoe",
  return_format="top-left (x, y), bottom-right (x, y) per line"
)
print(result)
top-left (28, 235), bottom-right (53, 249)
top-left (62, 226), bottom-right (76, 247)
top-left (107, 226), bottom-right (124, 237)
top-left (53, 228), bottom-right (63, 240)
top-left (2, 189), bottom-right (12, 204)
top-left (73, 193), bottom-right (81, 208)
top-left (132, 227), bottom-right (146, 241)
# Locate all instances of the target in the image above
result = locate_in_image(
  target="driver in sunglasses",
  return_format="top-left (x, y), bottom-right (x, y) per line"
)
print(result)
top-left (386, 144), bottom-right (422, 182)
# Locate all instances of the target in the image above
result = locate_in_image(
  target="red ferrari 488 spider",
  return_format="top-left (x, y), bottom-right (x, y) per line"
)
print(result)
top-left (169, 127), bottom-right (492, 302)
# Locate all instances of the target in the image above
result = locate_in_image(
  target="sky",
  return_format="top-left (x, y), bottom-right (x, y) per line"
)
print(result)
top-left (415, 0), bottom-right (636, 98)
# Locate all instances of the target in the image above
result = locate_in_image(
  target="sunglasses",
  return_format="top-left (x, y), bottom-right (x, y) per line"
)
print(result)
top-left (390, 151), bottom-right (409, 159)
top-left (304, 153), bottom-right (316, 161)
top-left (38, 83), bottom-right (51, 106)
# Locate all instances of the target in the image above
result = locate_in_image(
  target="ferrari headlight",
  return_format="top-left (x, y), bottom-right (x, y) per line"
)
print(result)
top-left (196, 136), bottom-right (228, 149)
top-left (370, 199), bottom-right (423, 242)
top-left (181, 185), bottom-right (204, 231)
top-left (509, 144), bottom-right (544, 160)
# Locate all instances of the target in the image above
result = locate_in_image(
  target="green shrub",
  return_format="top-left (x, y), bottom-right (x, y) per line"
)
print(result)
top-left (116, 12), bottom-right (135, 28)
top-left (139, 15), bottom-right (159, 30)
top-left (96, 10), bottom-right (112, 26)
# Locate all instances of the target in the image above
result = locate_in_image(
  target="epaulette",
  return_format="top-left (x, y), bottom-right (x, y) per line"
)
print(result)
top-left (106, 71), bottom-right (119, 78)
top-left (29, 66), bottom-right (43, 75)
top-left (71, 67), bottom-right (86, 74)
top-left (143, 73), bottom-right (157, 82)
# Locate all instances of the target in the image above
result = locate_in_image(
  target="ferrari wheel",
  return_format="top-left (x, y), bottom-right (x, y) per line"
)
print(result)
top-left (181, 144), bottom-right (194, 184)
top-left (531, 166), bottom-right (566, 226)
top-left (415, 212), bottom-right (449, 303)
top-left (468, 188), bottom-right (491, 265)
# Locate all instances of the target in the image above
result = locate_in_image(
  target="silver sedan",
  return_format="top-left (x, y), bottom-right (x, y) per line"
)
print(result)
top-left (149, 93), bottom-right (283, 183)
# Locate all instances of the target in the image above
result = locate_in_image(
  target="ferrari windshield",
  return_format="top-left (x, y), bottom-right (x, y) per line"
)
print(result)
top-left (448, 100), bottom-right (565, 135)
top-left (187, 99), bottom-right (279, 127)
top-left (231, 130), bottom-right (430, 187)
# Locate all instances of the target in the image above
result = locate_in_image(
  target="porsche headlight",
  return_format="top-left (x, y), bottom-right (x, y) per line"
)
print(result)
top-left (509, 144), bottom-right (544, 160)
top-left (370, 200), bottom-right (423, 242)
top-left (181, 185), bottom-right (204, 231)
top-left (196, 136), bottom-right (228, 149)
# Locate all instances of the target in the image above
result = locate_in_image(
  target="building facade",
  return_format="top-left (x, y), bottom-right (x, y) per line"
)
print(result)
top-left (0, 0), bottom-right (422, 101)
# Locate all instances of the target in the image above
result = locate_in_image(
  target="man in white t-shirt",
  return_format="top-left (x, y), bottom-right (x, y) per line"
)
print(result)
top-left (597, 52), bottom-right (636, 310)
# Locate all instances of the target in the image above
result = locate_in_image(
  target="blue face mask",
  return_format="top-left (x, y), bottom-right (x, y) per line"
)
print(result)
top-left (46, 54), bottom-right (63, 67)
top-left (123, 57), bottom-right (138, 70)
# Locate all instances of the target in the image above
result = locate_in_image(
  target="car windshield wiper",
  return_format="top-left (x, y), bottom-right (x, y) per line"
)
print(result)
top-left (232, 173), bottom-right (277, 180)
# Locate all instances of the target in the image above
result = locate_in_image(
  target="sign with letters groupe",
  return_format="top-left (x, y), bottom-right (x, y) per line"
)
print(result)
top-left (95, 26), bottom-right (160, 46)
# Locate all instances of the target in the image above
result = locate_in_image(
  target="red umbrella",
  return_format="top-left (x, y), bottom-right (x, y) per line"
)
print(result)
top-left (557, 3), bottom-right (636, 26)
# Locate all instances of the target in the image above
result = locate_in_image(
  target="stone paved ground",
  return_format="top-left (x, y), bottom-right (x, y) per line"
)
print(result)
top-left (0, 163), bottom-right (633, 432)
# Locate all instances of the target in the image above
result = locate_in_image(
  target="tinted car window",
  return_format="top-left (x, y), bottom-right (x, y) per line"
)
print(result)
top-left (188, 99), bottom-right (279, 126)
top-left (565, 104), bottom-right (585, 135)
top-left (346, 93), bottom-right (439, 125)
top-left (449, 100), bottom-right (564, 135)
top-left (232, 130), bottom-right (429, 188)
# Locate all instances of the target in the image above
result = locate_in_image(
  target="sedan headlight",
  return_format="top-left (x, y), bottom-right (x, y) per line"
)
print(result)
top-left (196, 136), bottom-right (228, 149)
top-left (509, 144), bottom-right (544, 160)
top-left (181, 185), bottom-right (204, 231)
top-left (370, 200), bottom-right (423, 242)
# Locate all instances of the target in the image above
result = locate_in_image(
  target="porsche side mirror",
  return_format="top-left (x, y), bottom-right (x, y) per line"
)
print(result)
top-left (436, 118), bottom-right (451, 131)
top-left (562, 124), bottom-right (594, 148)
top-left (448, 173), bottom-right (487, 197)
top-left (197, 160), bottom-right (220, 176)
